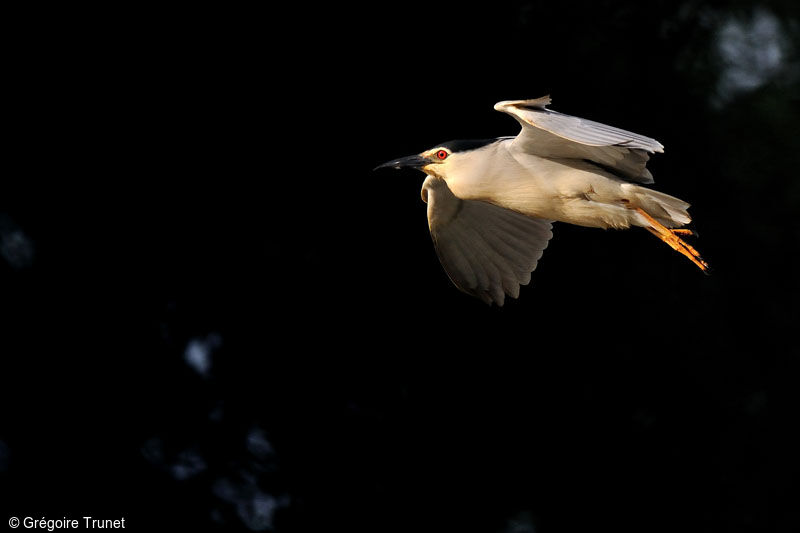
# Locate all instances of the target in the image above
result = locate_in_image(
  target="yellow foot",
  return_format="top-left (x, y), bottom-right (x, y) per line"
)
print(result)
top-left (635, 208), bottom-right (710, 274)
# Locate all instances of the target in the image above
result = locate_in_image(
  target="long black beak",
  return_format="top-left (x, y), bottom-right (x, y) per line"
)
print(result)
top-left (373, 154), bottom-right (427, 171)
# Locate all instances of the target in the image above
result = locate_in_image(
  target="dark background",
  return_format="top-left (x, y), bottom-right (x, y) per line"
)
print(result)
top-left (1, 1), bottom-right (799, 531)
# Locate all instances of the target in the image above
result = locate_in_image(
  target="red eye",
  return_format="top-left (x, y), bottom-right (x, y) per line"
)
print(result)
top-left (436, 150), bottom-right (448, 160)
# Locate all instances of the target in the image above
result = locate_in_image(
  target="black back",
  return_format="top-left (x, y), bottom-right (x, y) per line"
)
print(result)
top-left (438, 138), bottom-right (506, 153)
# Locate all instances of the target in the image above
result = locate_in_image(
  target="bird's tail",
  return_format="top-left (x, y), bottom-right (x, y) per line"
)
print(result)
top-left (625, 184), bottom-right (692, 228)
top-left (624, 185), bottom-right (709, 273)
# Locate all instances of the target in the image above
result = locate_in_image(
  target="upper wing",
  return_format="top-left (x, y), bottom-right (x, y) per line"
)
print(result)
top-left (421, 175), bottom-right (553, 306)
top-left (494, 96), bottom-right (663, 184)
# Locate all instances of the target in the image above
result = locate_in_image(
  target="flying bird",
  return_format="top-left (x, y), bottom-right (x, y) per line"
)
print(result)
top-left (375, 96), bottom-right (709, 305)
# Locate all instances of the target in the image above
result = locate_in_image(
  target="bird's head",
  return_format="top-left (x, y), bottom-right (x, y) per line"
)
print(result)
top-left (374, 139), bottom-right (500, 180)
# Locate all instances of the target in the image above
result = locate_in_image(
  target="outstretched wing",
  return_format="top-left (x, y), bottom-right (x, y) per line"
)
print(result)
top-left (494, 96), bottom-right (663, 184)
top-left (421, 175), bottom-right (553, 306)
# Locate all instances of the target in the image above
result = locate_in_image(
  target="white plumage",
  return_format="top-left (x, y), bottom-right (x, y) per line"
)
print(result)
top-left (376, 96), bottom-right (709, 305)
top-left (422, 175), bottom-right (552, 306)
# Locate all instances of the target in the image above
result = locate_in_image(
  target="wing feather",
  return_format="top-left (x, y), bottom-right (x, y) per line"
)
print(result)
top-left (422, 175), bottom-right (553, 306)
top-left (435, 235), bottom-right (477, 289)
top-left (494, 96), bottom-right (663, 184)
top-left (468, 224), bottom-right (525, 300)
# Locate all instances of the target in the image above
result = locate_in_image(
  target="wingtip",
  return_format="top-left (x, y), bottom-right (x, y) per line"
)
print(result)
top-left (494, 95), bottom-right (552, 112)
top-left (536, 94), bottom-right (552, 107)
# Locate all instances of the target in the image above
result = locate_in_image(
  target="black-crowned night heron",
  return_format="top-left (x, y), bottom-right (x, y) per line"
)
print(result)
top-left (375, 96), bottom-right (709, 306)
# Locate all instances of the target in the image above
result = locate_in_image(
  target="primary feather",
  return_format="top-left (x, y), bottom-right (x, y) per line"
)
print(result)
top-left (494, 97), bottom-right (663, 184)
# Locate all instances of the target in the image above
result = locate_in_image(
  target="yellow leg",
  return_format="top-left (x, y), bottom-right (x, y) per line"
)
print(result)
top-left (635, 208), bottom-right (710, 273)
